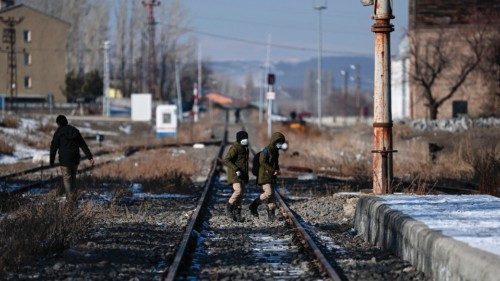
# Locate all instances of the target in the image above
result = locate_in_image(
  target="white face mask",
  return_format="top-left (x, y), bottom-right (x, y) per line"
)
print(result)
top-left (240, 139), bottom-right (249, 146)
top-left (276, 142), bottom-right (288, 150)
top-left (281, 142), bottom-right (288, 150)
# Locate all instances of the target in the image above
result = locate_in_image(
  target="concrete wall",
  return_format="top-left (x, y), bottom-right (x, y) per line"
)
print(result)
top-left (0, 5), bottom-right (69, 102)
top-left (354, 197), bottom-right (500, 281)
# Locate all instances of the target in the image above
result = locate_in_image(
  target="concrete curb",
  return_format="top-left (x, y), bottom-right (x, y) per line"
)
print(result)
top-left (354, 196), bottom-right (500, 281)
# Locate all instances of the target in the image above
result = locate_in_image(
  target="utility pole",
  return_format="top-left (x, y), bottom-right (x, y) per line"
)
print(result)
top-left (340, 70), bottom-right (349, 119)
top-left (259, 65), bottom-right (264, 123)
top-left (351, 64), bottom-right (362, 119)
top-left (197, 44), bottom-right (202, 109)
top-left (142, 0), bottom-right (160, 100)
top-left (0, 16), bottom-right (23, 110)
top-left (103, 41), bottom-right (110, 117)
top-left (193, 83), bottom-right (199, 123)
top-left (362, 0), bottom-right (396, 194)
top-left (314, 0), bottom-right (327, 128)
top-left (175, 60), bottom-right (183, 122)
top-left (266, 73), bottom-right (276, 138)
top-left (265, 34), bottom-right (272, 125)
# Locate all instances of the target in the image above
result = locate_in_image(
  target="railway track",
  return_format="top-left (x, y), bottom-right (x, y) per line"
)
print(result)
top-left (0, 139), bottom-right (222, 198)
top-left (163, 119), bottom-right (342, 280)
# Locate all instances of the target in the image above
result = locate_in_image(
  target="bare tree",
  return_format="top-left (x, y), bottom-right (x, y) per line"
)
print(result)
top-left (114, 0), bottom-right (128, 94)
top-left (303, 68), bottom-right (316, 114)
top-left (244, 73), bottom-right (254, 101)
top-left (410, 24), bottom-right (490, 119)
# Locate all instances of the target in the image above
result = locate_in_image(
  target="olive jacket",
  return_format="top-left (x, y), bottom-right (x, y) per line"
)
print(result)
top-left (258, 132), bottom-right (285, 185)
top-left (223, 142), bottom-right (249, 184)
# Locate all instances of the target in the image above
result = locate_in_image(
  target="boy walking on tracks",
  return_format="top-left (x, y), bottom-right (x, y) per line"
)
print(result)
top-left (50, 115), bottom-right (94, 200)
top-left (223, 130), bottom-right (249, 222)
top-left (249, 132), bottom-right (287, 221)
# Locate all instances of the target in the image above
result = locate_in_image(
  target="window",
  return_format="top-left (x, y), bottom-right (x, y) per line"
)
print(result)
top-left (24, 76), bottom-right (32, 89)
top-left (452, 101), bottom-right (468, 118)
top-left (163, 113), bottom-right (172, 124)
top-left (24, 53), bottom-right (31, 65)
top-left (23, 30), bottom-right (31, 43)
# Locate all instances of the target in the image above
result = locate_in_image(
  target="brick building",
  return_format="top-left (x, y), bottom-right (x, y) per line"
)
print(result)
top-left (0, 2), bottom-right (69, 102)
top-left (409, 0), bottom-right (500, 119)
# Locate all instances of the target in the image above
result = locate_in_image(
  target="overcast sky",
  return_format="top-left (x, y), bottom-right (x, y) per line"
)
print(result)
top-left (182, 0), bottom-right (409, 62)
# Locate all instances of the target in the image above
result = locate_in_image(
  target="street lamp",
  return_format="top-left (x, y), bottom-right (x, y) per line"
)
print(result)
top-left (314, 0), bottom-right (327, 128)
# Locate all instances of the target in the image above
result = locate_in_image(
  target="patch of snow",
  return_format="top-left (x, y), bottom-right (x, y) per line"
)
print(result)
top-left (379, 195), bottom-right (500, 256)
top-left (20, 118), bottom-right (38, 130)
top-left (410, 117), bottom-right (500, 133)
top-left (130, 183), bottom-right (143, 193)
top-left (79, 127), bottom-right (119, 136)
top-left (193, 143), bottom-right (205, 149)
top-left (119, 124), bottom-right (132, 134)
top-left (32, 153), bottom-right (50, 164)
top-left (0, 143), bottom-right (46, 165)
top-left (133, 192), bottom-right (193, 199)
top-left (297, 173), bottom-right (317, 181)
top-left (170, 148), bottom-right (186, 156)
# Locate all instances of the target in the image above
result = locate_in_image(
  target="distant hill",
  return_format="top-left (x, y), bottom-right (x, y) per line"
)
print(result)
top-left (209, 56), bottom-right (374, 91)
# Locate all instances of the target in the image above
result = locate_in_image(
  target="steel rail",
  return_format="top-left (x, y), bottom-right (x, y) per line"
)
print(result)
top-left (0, 140), bottom-right (222, 181)
top-left (0, 157), bottom-right (117, 197)
top-left (275, 190), bottom-right (343, 281)
top-left (163, 113), bottom-right (229, 281)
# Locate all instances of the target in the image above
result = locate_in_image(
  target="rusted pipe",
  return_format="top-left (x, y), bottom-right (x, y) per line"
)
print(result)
top-left (371, 0), bottom-right (395, 194)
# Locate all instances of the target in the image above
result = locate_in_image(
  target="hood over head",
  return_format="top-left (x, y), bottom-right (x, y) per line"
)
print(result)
top-left (236, 131), bottom-right (248, 142)
top-left (269, 132), bottom-right (285, 146)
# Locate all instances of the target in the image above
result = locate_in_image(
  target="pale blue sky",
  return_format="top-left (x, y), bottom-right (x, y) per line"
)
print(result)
top-left (182, 0), bottom-right (409, 61)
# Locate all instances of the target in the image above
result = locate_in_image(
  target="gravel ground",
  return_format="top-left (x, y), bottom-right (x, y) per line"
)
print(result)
top-left (1, 145), bottom-right (219, 280)
top-left (3, 197), bottom-right (197, 281)
top-left (287, 193), bottom-right (429, 281)
top-left (179, 179), bottom-right (325, 280)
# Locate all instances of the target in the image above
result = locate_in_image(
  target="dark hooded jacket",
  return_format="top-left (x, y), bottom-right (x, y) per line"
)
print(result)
top-left (224, 142), bottom-right (249, 184)
top-left (50, 125), bottom-right (92, 166)
top-left (258, 132), bottom-right (285, 185)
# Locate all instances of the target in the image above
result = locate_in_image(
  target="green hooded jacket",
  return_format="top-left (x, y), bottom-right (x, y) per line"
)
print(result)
top-left (223, 142), bottom-right (249, 184)
top-left (258, 132), bottom-right (285, 185)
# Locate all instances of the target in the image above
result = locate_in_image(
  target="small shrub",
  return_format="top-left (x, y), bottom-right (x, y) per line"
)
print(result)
top-left (461, 143), bottom-right (499, 196)
top-left (1, 115), bottom-right (19, 128)
top-left (0, 138), bottom-right (14, 155)
top-left (0, 197), bottom-right (95, 272)
top-left (37, 122), bottom-right (56, 135)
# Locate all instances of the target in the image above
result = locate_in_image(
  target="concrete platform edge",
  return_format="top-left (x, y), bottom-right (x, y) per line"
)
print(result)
top-left (354, 196), bottom-right (500, 281)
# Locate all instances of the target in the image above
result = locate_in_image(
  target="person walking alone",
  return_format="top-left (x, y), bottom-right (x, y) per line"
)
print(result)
top-left (249, 132), bottom-right (287, 221)
top-left (223, 130), bottom-right (250, 222)
top-left (50, 115), bottom-right (94, 201)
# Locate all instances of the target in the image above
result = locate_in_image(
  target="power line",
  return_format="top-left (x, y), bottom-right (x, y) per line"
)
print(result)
top-left (166, 24), bottom-right (370, 56)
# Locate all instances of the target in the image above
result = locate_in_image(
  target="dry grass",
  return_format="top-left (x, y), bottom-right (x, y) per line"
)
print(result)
top-left (0, 115), bottom-right (19, 129)
top-left (253, 119), bottom-right (499, 195)
top-left (0, 197), bottom-right (95, 272)
top-left (36, 121), bottom-right (56, 135)
top-left (459, 133), bottom-right (499, 196)
top-left (83, 149), bottom-right (199, 195)
top-left (0, 138), bottom-right (14, 155)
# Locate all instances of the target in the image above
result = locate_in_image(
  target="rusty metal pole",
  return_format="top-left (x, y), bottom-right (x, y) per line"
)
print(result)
top-left (369, 0), bottom-right (395, 194)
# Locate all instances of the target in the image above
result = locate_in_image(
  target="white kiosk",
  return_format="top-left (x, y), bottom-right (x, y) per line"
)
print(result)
top-left (156, 105), bottom-right (178, 138)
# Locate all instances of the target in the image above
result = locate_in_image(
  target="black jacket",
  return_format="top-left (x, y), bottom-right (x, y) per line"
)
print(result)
top-left (50, 125), bottom-right (92, 166)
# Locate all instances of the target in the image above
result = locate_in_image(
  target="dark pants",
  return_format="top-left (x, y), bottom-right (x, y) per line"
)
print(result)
top-left (60, 165), bottom-right (77, 198)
